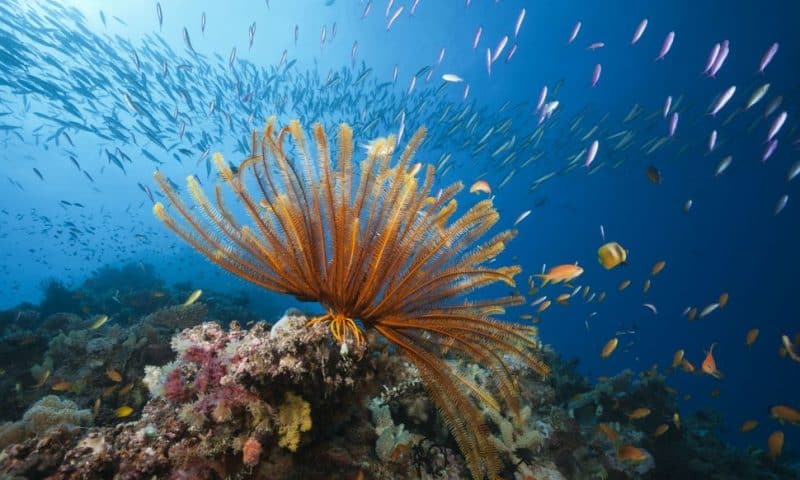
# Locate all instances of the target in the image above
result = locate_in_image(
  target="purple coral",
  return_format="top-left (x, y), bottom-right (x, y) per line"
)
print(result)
top-left (163, 369), bottom-right (190, 403)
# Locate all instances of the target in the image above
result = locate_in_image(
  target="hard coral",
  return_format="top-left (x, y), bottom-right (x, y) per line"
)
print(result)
top-left (153, 117), bottom-right (549, 479)
top-left (0, 395), bottom-right (92, 451)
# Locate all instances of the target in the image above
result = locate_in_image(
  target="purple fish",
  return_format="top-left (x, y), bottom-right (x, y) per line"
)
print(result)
top-left (408, 75), bottom-right (416, 94)
top-left (631, 19), bottom-right (648, 45)
top-left (759, 42), bottom-right (779, 74)
top-left (491, 36), bottom-right (508, 63)
top-left (656, 31), bottom-right (675, 60)
top-left (591, 63), bottom-right (601, 87)
top-left (709, 40), bottom-right (729, 77)
top-left (410, 0), bottom-right (420, 16)
top-left (473, 26), bottom-right (482, 50)
top-left (764, 96), bottom-right (782, 118)
top-left (767, 111), bottom-right (787, 142)
top-left (668, 112), bottom-right (679, 137)
top-left (663, 96), bottom-right (672, 118)
top-left (568, 21), bottom-right (581, 44)
top-left (585, 140), bottom-right (599, 167)
top-left (463, 84), bottom-right (470, 100)
top-left (708, 130), bottom-right (717, 152)
top-left (703, 43), bottom-right (720, 74)
top-left (710, 85), bottom-right (736, 116)
top-left (506, 44), bottom-right (518, 62)
top-left (587, 42), bottom-right (605, 50)
top-left (386, 6), bottom-right (403, 30)
top-left (535, 86), bottom-right (547, 112)
top-left (486, 48), bottom-right (492, 76)
top-left (775, 194), bottom-right (788, 216)
top-left (763, 139), bottom-right (778, 162)
top-left (514, 8), bottom-right (525, 38)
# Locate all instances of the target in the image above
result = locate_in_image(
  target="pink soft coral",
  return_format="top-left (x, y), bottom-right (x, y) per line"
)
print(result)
top-left (242, 437), bottom-right (262, 467)
top-left (164, 369), bottom-right (191, 403)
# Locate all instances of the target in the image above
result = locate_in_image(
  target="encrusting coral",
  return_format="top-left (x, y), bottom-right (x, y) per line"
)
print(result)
top-left (152, 117), bottom-right (549, 479)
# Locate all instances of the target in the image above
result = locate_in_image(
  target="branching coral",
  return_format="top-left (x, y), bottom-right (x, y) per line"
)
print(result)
top-left (152, 117), bottom-right (549, 479)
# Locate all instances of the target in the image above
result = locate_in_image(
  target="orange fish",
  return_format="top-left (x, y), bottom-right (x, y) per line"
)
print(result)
top-left (768, 431), bottom-right (784, 460)
top-left (681, 358), bottom-right (695, 373)
top-left (745, 329), bottom-right (759, 347)
top-left (596, 423), bottom-right (619, 443)
top-left (643, 279), bottom-right (651, 293)
top-left (673, 412), bottom-right (681, 430)
top-left (651, 260), bottom-right (666, 276)
top-left (390, 444), bottom-right (410, 462)
top-left (770, 405), bottom-right (800, 425)
top-left (618, 279), bottom-right (631, 291)
top-left (469, 180), bottom-right (491, 195)
top-left (687, 307), bottom-right (698, 321)
top-left (718, 292), bottom-right (729, 308)
top-left (672, 349), bottom-right (685, 368)
top-left (654, 424), bottom-right (669, 437)
top-left (617, 445), bottom-right (648, 463)
top-left (537, 300), bottom-right (551, 313)
top-left (701, 343), bottom-right (723, 379)
top-left (740, 420), bottom-right (758, 433)
top-left (535, 264), bottom-right (584, 286)
top-left (51, 381), bottom-right (72, 392)
top-left (601, 338), bottom-right (619, 358)
top-left (627, 407), bottom-right (651, 420)
top-left (106, 368), bottom-right (123, 383)
top-left (597, 291), bottom-right (606, 302)
top-left (556, 293), bottom-right (571, 304)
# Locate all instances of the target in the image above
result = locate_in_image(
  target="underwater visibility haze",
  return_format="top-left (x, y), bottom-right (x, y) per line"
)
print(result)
top-left (0, 0), bottom-right (799, 479)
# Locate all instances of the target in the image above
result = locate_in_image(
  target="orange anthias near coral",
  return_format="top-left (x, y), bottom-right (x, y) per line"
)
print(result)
top-left (702, 343), bottom-right (724, 379)
top-left (152, 117), bottom-right (549, 480)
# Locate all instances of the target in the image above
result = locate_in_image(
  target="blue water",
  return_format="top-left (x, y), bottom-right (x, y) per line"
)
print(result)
top-left (1, 0), bottom-right (798, 461)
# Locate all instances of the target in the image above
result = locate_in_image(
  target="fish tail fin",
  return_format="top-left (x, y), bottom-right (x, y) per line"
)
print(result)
top-left (534, 274), bottom-right (550, 287)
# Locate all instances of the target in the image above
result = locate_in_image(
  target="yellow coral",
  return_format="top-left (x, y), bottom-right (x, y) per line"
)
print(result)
top-left (277, 391), bottom-right (311, 452)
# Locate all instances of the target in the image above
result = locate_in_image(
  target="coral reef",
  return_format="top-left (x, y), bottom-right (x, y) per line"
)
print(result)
top-left (0, 395), bottom-right (92, 451)
top-left (0, 263), bottom-right (266, 427)
top-left (0, 291), bottom-right (798, 479)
